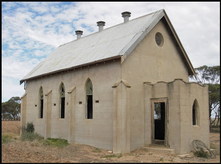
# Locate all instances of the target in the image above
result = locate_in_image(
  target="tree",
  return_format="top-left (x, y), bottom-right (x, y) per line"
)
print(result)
top-left (2, 97), bottom-right (21, 120)
top-left (189, 65), bottom-right (220, 130)
top-left (208, 84), bottom-right (220, 126)
top-left (190, 65), bottom-right (220, 84)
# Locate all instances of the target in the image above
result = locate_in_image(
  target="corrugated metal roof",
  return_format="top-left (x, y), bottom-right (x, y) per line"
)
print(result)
top-left (20, 9), bottom-right (195, 84)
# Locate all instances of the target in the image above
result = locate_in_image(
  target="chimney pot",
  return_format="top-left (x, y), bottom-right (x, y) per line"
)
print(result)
top-left (121, 11), bottom-right (131, 23)
top-left (97, 21), bottom-right (105, 32)
top-left (75, 30), bottom-right (83, 39)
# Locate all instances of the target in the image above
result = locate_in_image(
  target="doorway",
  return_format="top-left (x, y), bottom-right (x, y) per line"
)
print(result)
top-left (152, 99), bottom-right (167, 146)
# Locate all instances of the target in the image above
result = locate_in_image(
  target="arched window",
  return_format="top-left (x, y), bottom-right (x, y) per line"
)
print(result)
top-left (60, 83), bottom-right (65, 118)
top-left (39, 87), bottom-right (43, 118)
top-left (192, 99), bottom-right (199, 125)
top-left (86, 79), bottom-right (93, 119)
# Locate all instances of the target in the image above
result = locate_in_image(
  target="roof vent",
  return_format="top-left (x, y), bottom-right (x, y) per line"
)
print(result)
top-left (75, 30), bottom-right (83, 39)
top-left (97, 21), bottom-right (105, 32)
top-left (121, 11), bottom-right (131, 23)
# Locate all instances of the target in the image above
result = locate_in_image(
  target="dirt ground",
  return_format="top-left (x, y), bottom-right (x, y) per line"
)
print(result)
top-left (2, 121), bottom-right (220, 163)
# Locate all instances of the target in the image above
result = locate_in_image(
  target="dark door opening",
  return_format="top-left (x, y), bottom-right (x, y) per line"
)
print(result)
top-left (87, 95), bottom-right (93, 119)
top-left (154, 102), bottom-right (165, 141)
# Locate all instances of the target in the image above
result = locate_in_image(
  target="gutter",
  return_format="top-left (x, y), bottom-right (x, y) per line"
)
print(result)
top-left (20, 55), bottom-right (121, 85)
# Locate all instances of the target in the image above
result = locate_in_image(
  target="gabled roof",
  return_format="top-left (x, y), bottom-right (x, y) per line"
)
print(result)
top-left (20, 9), bottom-right (195, 84)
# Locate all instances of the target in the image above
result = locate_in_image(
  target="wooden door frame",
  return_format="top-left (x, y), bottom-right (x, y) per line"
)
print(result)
top-left (151, 97), bottom-right (169, 147)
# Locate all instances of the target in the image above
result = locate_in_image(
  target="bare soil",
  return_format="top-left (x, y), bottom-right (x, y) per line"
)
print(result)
top-left (2, 121), bottom-right (220, 163)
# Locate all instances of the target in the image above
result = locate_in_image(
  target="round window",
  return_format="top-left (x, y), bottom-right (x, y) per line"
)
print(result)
top-left (155, 32), bottom-right (164, 47)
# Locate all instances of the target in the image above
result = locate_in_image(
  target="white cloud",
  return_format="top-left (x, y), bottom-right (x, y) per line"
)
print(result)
top-left (2, 2), bottom-right (220, 102)
top-left (2, 76), bottom-right (25, 102)
top-left (2, 55), bottom-right (40, 79)
top-left (162, 2), bottom-right (220, 68)
top-left (50, 5), bottom-right (60, 13)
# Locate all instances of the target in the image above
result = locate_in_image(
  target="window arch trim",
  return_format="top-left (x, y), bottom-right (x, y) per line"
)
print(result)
top-left (192, 99), bottom-right (199, 126)
top-left (86, 78), bottom-right (93, 119)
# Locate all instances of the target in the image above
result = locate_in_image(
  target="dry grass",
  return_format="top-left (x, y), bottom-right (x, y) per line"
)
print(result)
top-left (2, 121), bottom-right (220, 163)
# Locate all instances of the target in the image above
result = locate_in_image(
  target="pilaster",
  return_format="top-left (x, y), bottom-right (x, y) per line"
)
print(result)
top-left (112, 79), bottom-right (131, 153)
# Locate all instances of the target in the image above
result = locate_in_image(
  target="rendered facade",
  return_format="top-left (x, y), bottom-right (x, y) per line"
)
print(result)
top-left (20, 9), bottom-right (210, 154)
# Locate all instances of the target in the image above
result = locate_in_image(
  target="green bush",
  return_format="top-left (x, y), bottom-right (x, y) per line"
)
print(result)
top-left (20, 132), bottom-right (43, 141)
top-left (21, 122), bottom-right (35, 133)
top-left (19, 122), bottom-right (68, 148)
top-left (26, 122), bottom-right (35, 133)
top-left (92, 148), bottom-right (101, 153)
top-left (2, 134), bottom-right (13, 144)
top-left (20, 122), bottom-right (43, 141)
top-left (101, 154), bottom-right (122, 159)
top-left (193, 149), bottom-right (209, 158)
top-left (41, 138), bottom-right (68, 148)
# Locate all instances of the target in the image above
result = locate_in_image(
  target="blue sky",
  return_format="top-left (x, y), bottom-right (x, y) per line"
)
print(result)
top-left (2, 2), bottom-right (220, 102)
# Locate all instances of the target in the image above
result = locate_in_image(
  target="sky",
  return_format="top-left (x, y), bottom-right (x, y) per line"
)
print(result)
top-left (2, 1), bottom-right (220, 102)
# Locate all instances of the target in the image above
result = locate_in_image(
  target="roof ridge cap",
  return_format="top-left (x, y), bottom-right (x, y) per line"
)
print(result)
top-left (58, 9), bottom-right (165, 48)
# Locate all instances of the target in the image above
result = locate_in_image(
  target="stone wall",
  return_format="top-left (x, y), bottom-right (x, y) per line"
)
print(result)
top-left (143, 79), bottom-right (209, 154)
top-left (22, 60), bottom-right (121, 151)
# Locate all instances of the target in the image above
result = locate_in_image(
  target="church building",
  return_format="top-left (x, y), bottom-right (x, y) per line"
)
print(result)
top-left (20, 9), bottom-right (210, 154)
